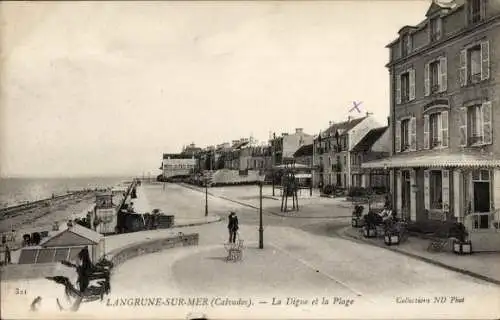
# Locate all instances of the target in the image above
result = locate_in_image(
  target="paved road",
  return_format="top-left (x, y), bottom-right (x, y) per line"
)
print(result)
top-left (108, 184), bottom-right (500, 319)
top-left (2, 183), bottom-right (498, 319)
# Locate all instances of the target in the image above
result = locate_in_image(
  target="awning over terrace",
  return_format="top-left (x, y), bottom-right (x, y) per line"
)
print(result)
top-left (362, 153), bottom-right (500, 169)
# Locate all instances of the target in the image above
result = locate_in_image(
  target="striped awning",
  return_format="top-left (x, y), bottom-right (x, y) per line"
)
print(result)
top-left (362, 153), bottom-right (500, 169)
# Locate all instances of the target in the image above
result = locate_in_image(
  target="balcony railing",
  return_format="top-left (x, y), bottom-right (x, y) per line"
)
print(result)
top-left (431, 84), bottom-right (440, 93)
top-left (431, 139), bottom-right (442, 148)
top-left (470, 73), bottom-right (481, 84)
top-left (468, 135), bottom-right (483, 145)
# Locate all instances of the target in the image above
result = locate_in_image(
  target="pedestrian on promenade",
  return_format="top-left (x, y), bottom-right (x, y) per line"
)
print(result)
top-left (227, 211), bottom-right (239, 243)
top-left (5, 246), bottom-right (11, 264)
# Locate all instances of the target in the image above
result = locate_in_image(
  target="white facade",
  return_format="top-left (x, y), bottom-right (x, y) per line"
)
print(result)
top-left (163, 157), bottom-right (196, 179)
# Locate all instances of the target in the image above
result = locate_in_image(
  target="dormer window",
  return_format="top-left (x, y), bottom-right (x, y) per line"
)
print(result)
top-left (429, 17), bottom-right (442, 41)
top-left (401, 34), bottom-right (412, 56)
top-left (468, 0), bottom-right (483, 24)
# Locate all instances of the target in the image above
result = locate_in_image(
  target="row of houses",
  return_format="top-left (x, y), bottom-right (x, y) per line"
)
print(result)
top-left (161, 1), bottom-right (499, 250)
top-left (163, 115), bottom-right (392, 190)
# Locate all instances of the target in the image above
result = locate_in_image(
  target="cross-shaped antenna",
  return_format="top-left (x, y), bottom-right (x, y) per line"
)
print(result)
top-left (348, 101), bottom-right (363, 113)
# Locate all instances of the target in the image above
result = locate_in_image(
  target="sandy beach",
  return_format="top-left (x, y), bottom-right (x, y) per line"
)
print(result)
top-left (0, 192), bottom-right (98, 245)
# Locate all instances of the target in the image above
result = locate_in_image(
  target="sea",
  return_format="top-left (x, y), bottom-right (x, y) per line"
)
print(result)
top-left (0, 177), bottom-right (132, 209)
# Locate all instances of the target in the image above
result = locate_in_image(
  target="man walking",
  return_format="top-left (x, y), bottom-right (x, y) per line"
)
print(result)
top-left (227, 211), bottom-right (239, 243)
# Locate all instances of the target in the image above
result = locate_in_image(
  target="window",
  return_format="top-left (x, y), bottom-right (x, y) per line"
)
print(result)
top-left (401, 119), bottom-right (410, 151)
top-left (401, 72), bottom-right (410, 103)
top-left (469, 45), bottom-right (481, 83)
top-left (344, 156), bottom-right (347, 166)
top-left (401, 34), bottom-right (412, 56)
top-left (430, 171), bottom-right (443, 210)
top-left (461, 42), bottom-right (489, 86)
top-left (469, 0), bottom-right (482, 24)
top-left (429, 113), bottom-right (442, 148)
top-left (429, 17), bottom-right (441, 41)
top-left (430, 61), bottom-right (440, 93)
top-left (358, 154), bottom-right (362, 165)
top-left (468, 105), bottom-right (483, 145)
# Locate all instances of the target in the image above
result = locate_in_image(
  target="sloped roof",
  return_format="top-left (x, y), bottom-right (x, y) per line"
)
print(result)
top-left (352, 127), bottom-right (388, 152)
top-left (318, 117), bottom-right (367, 140)
top-left (293, 144), bottom-right (313, 157)
top-left (40, 224), bottom-right (103, 247)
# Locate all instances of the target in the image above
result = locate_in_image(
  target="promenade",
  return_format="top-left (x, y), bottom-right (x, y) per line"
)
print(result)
top-left (2, 182), bottom-right (499, 319)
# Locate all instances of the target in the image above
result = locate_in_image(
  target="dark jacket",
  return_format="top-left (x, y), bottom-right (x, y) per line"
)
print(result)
top-left (228, 214), bottom-right (239, 231)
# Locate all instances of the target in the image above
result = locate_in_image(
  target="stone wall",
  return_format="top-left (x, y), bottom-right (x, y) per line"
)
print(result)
top-left (108, 233), bottom-right (199, 269)
top-left (0, 233), bottom-right (199, 281)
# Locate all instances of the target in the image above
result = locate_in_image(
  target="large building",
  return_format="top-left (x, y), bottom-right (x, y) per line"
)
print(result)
top-left (269, 128), bottom-right (313, 166)
top-left (363, 0), bottom-right (500, 251)
top-left (313, 115), bottom-right (381, 188)
top-left (162, 153), bottom-right (197, 180)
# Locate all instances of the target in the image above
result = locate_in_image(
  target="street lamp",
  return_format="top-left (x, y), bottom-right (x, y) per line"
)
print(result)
top-left (258, 175), bottom-right (265, 249)
top-left (204, 175), bottom-right (208, 217)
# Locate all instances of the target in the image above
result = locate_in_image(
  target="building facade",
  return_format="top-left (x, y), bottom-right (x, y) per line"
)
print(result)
top-left (269, 128), bottom-right (313, 166)
top-left (313, 115), bottom-right (381, 188)
top-left (351, 126), bottom-right (391, 189)
top-left (363, 0), bottom-right (500, 251)
top-left (162, 153), bottom-right (197, 180)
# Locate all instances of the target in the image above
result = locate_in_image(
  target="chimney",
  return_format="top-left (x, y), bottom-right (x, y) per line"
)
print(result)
top-left (329, 121), bottom-right (333, 127)
top-left (347, 116), bottom-right (352, 122)
top-left (295, 128), bottom-right (303, 134)
top-left (387, 116), bottom-right (390, 126)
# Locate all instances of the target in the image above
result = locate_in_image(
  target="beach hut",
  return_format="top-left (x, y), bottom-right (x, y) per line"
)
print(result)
top-left (17, 224), bottom-right (104, 264)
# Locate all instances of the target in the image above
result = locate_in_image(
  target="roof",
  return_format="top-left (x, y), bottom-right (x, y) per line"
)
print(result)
top-left (40, 224), bottom-right (103, 246)
top-left (352, 127), bottom-right (388, 152)
top-left (234, 141), bottom-right (250, 150)
top-left (163, 153), bottom-right (195, 160)
top-left (362, 152), bottom-right (500, 169)
top-left (318, 117), bottom-right (367, 140)
top-left (386, 0), bottom-right (464, 48)
top-left (293, 144), bottom-right (313, 157)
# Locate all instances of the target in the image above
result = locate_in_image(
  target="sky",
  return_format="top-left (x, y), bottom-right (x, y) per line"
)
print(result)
top-left (0, 0), bottom-right (431, 178)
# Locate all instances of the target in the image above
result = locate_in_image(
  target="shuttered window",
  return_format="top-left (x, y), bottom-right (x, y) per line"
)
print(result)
top-left (466, 101), bottom-right (492, 146)
top-left (462, 41), bottom-right (489, 86)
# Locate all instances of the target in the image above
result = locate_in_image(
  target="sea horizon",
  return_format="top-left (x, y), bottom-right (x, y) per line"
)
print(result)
top-left (0, 176), bottom-right (135, 209)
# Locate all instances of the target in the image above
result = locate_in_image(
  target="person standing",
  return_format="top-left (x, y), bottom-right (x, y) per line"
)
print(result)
top-left (227, 212), bottom-right (239, 243)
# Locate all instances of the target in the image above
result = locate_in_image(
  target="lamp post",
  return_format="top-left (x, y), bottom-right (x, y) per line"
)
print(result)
top-left (258, 178), bottom-right (265, 249)
top-left (205, 176), bottom-right (208, 217)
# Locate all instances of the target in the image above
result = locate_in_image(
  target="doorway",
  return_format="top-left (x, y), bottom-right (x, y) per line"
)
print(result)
top-left (401, 171), bottom-right (411, 220)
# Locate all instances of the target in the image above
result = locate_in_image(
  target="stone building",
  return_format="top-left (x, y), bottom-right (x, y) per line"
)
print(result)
top-left (362, 0), bottom-right (500, 251)
top-left (313, 115), bottom-right (381, 188)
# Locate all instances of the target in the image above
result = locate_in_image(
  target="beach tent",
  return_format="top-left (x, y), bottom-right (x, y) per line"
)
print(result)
top-left (18, 224), bottom-right (104, 264)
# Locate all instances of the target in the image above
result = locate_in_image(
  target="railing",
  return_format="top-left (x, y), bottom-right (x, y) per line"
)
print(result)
top-left (468, 135), bottom-right (483, 145)
top-left (470, 73), bottom-right (481, 84)
top-left (431, 84), bottom-right (440, 93)
top-left (465, 209), bottom-right (500, 232)
top-left (431, 139), bottom-right (442, 148)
